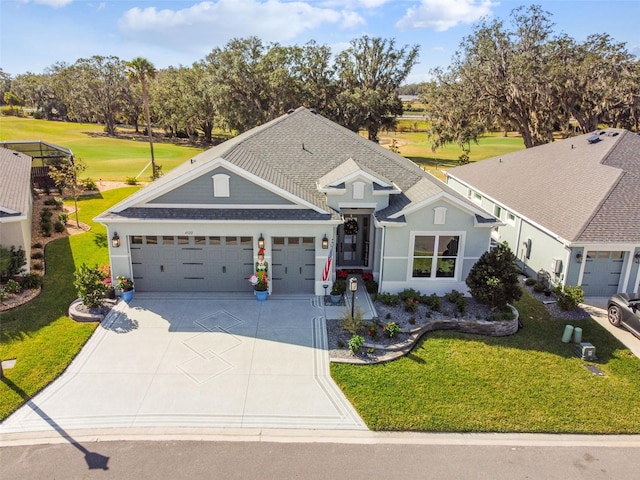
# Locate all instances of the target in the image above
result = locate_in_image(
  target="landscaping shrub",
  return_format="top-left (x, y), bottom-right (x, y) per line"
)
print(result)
top-left (0, 245), bottom-right (26, 278)
top-left (445, 289), bottom-right (467, 315)
top-left (348, 335), bottom-right (365, 354)
top-left (524, 277), bottom-right (537, 286)
top-left (466, 242), bottom-right (522, 309)
top-left (398, 288), bottom-right (421, 301)
top-left (554, 284), bottom-right (585, 311)
top-left (404, 297), bottom-right (419, 312)
top-left (420, 293), bottom-right (441, 311)
top-left (125, 177), bottom-right (138, 185)
top-left (377, 292), bottom-right (400, 306)
top-left (73, 263), bottom-right (109, 308)
top-left (533, 282), bottom-right (546, 293)
top-left (340, 306), bottom-right (364, 335)
top-left (489, 308), bottom-right (516, 322)
top-left (58, 212), bottom-right (68, 225)
top-left (18, 273), bottom-right (42, 289)
top-left (31, 251), bottom-right (44, 260)
top-left (383, 321), bottom-right (400, 338)
top-left (43, 197), bottom-right (63, 208)
top-left (32, 242), bottom-right (43, 249)
top-left (366, 323), bottom-right (379, 339)
top-left (364, 279), bottom-right (378, 294)
top-left (54, 221), bottom-right (66, 233)
top-left (32, 263), bottom-right (43, 270)
top-left (4, 279), bottom-right (22, 295)
top-left (82, 177), bottom-right (97, 190)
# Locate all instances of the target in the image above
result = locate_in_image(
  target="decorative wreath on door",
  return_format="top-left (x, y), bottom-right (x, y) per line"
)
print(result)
top-left (344, 218), bottom-right (359, 235)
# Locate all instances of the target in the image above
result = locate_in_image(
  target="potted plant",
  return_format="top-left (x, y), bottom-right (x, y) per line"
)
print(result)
top-left (330, 278), bottom-right (346, 304)
top-left (116, 275), bottom-right (135, 303)
top-left (249, 248), bottom-right (269, 301)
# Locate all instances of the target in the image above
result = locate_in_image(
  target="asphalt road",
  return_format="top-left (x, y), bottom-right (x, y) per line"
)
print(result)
top-left (2, 439), bottom-right (638, 479)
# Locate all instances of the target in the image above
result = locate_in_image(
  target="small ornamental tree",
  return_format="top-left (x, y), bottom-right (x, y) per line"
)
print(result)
top-left (74, 263), bottom-right (109, 308)
top-left (466, 242), bottom-right (522, 310)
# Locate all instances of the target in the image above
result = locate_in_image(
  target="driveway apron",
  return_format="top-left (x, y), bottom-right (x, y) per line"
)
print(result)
top-left (0, 294), bottom-right (365, 434)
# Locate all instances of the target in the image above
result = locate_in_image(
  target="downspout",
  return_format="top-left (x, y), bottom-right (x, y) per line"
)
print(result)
top-left (378, 225), bottom-right (386, 294)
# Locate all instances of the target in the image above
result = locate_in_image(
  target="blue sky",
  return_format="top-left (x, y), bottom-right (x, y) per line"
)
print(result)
top-left (1, 0), bottom-right (638, 83)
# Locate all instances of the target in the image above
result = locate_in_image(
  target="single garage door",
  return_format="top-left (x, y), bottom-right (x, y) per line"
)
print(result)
top-left (130, 235), bottom-right (253, 292)
top-left (581, 251), bottom-right (623, 296)
top-left (271, 236), bottom-right (315, 294)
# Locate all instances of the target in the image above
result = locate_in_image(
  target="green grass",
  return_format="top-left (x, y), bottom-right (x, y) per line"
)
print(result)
top-left (0, 116), bottom-right (204, 181)
top-left (331, 292), bottom-right (640, 433)
top-left (0, 187), bottom-right (139, 420)
top-left (379, 130), bottom-right (525, 180)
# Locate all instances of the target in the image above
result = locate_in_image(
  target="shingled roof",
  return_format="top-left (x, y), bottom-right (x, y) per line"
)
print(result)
top-left (100, 107), bottom-right (493, 224)
top-left (0, 148), bottom-right (31, 219)
top-left (446, 129), bottom-right (640, 244)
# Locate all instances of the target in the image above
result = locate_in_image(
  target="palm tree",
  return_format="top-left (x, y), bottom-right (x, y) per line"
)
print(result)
top-left (126, 57), bottom-right (158, 179)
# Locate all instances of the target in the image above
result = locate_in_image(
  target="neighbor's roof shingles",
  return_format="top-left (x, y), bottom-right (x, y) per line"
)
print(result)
top-left (447, 130), bottom-right (640, 244)
top-left (0, 148), bottom-right (32, 219)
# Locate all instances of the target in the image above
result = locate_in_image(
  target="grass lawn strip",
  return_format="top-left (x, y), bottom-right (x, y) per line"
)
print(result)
top-left (331, 292), bottom-right (640, 433)
top-left (0, 116), bottom-right (203, 181)
top-left (0, 187), bottom-right (139, 420)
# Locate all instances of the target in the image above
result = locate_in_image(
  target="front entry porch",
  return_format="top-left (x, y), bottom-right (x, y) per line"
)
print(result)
top-left (337, 212), bottom-right (374, 269)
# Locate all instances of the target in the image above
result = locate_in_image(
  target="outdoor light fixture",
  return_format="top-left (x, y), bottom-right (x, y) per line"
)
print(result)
top-left (575, 252), bottom-right (583, 263)
top-left (349, 277), bottom-right (358, 318)
top-left (111, 232), bottom-right (121, 248)
top-left (322, 234), bottom-right (329, 249)
top-left (258, 234), bottom-right (265, 249)
top-left (635, 252), bottom-right (640, 264)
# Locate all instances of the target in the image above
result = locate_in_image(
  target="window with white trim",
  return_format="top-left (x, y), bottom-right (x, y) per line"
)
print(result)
top-left (494, 205), bottom-right (502, 219)
top-left (506, 211), bottom-right (516, 225)
top-left (212, 174), bottom-right (230, 197)
top-left (467, 189), bottom-right (482, 205)
top-left (353, 181), bottom-right (365, 199)
top-left (412, 234), bottom-right (460, 278)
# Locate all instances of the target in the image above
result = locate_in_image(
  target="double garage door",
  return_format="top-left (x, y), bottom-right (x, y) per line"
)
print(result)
top-left (130, 235), bottom-right (315, 293)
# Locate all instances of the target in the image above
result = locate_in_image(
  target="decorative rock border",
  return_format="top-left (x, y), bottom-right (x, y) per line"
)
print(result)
top-left (68, 298), bottom-right (116, 322)
top-left (332, 304), bottom-right (519, 365)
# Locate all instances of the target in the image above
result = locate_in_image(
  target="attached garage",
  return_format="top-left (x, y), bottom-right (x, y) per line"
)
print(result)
top-left (130, 235), bottom-right (254, 292)
top-left (581, 251), bottom-right (624, 296)
top-left (271, 237), bottom-right (315, 294)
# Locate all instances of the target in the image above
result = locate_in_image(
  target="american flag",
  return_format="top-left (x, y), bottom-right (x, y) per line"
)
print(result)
top-left (322, 239), bottom-right (334, 283)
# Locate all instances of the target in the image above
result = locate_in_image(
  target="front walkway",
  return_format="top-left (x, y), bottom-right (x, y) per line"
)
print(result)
top-left (0, 294), bottom-right (365, 437)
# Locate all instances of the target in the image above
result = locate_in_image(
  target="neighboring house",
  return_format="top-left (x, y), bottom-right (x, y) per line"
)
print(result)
top-left (446, 129), bottom-right (640, 296)
top-left (96, 107), bottom-right (498, 296)
top-left (0, 148), bottom-right (33, 273)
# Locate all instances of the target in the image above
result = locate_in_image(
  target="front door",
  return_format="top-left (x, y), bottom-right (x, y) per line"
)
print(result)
top-left (338, 214), bottom-right (370, 267)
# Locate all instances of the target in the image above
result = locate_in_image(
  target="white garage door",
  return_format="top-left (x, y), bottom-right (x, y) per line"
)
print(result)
top-left (130, 235), bottom-right (253, 292)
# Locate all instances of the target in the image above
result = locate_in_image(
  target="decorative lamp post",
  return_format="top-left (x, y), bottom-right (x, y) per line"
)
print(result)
top-left (349, 277), bottom-right (358, 318)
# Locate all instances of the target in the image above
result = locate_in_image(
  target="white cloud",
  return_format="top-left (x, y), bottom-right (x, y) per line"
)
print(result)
top-left (396, 0), bottom-right (497, 32)
top-left (340, 10), bottom-right (366, 29)
top-left (118, 0), bottom-right (355, 52)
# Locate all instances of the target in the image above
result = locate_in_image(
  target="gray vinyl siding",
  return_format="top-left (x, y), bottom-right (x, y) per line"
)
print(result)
top-left (325, 180), bottom-right (390, 212)
top-left (149, 167), bottom-right (294, 206)
top-left (379, 199), bottom-right (492, 295)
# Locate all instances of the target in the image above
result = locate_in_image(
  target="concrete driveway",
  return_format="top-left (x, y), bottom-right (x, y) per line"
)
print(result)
top-left (0, 293), bottom-right (365, 436)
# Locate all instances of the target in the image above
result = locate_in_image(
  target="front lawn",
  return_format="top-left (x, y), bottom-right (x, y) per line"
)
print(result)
top-left (0, 188), bottom-right (138, 420)
top-left (331, 292), bottom-right (640, 433)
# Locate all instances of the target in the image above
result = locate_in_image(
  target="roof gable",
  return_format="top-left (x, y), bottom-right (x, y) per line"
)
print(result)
top-left (98, 107), bottom-right (486, 224)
